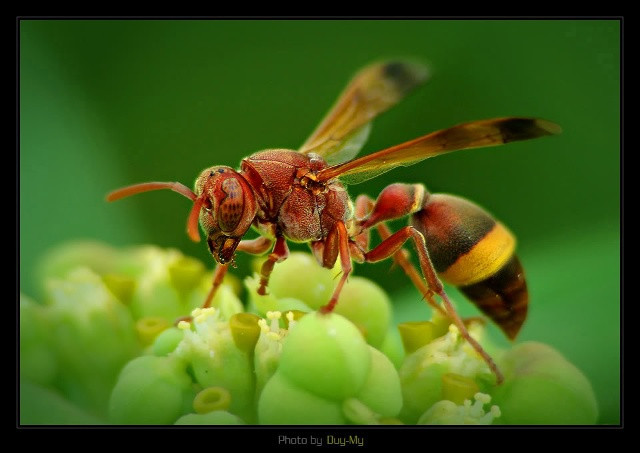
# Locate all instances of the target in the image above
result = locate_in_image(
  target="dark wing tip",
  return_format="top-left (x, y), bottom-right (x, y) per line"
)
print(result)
top-left (499, 117), bottom-right (562, 143)
top-left (381, 60), bottom-right (430, 95)
top-left (535, 118), bottom-right (563, 135)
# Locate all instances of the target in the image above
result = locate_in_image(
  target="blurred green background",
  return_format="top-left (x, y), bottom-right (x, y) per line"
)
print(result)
top-left (20, 20), bottom-right (620, 423)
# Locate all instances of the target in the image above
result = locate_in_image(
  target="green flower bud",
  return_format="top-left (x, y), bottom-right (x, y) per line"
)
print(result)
top-left (109, 355), bottom-right (194, 424)
top-left (356, 347), bottom-right (402, 418)
top-left (417, 392), bottom-right (501, 425)
top-left (230, 312), bottom-right (261, 354)
top-left (258, 371), bottom-right (346, 425)
top-left (279, 312), bottom-right (371, 401)
top-left (342, 398), bottom-right (380, 425)
top-left (174, 307), bottom-right (255, 422)
top-left (263, 252), bottom-right (339, 310)
top-left (398, 321), bottom-right (437, 354)
top-left (175, 411), bottom-right (245, 425)
top-left (398, 323), bottom-right (491, 424)
top-left (44, 268), bottom-right (140, 417)
top-left (113, 245), bottom-right (174, 279)
top-left (379, 328), bottom-right (405, 369)
top-left (276, 298), bottom-right (313, 314)
top-left (101, 274), bottom-right (136, 304)
top-left (36, 241), bottom-right (120, 297)
top-left (103, 246), bottom-right (241, 322)
top-left (28, 243), bottom-right (600, 427)
top-left (20, 295), bottom-right (57, 386)
top-left (441, 373), bottom-right (480, 405)
top-left (333, 277), bottom-right (391, 349)
top-left (193, 386), bottom-right (232, 413)
top-left (152, 327), bottom-right (184, 356)
top-left (168, 256), bottom-right (206, 295)
top-left (252, 310), bottom-right (307, 400)
top-left (399, 360), bottom-right (447, 424)
top-left (431, 311), bottom-right (453, 338)
top-left (245, 274), bottom-right (312, 315)
top-left (125, 247), bottom-right (197, 321)
top-left (20, 380), bottom-right (104, 425)
top-left (491, 342), bottom-right (598, 424)
top-left (136, 317), bottom-right (171, 346)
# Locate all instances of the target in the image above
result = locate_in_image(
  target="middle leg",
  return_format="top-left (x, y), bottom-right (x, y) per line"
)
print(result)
top-left (204, 236), bottom-right (274, 307)
top-left (257, 235), bottom-right (290, 295)
top-left (318, 221), bottom-right (353, 314)
top-left (175, 235), bottom-right (274, 324)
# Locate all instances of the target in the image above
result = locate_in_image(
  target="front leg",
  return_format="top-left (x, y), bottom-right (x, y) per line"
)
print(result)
top-left (203, 236), bottom-right (273, 308)
top-left (175, 236), bottom-right (274, 324)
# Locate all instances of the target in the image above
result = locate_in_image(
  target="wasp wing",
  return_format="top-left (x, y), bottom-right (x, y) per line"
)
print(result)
top-left (316, 117), bottom-right (562, 184)
top-left (299, 60), bottom-right (429, 165)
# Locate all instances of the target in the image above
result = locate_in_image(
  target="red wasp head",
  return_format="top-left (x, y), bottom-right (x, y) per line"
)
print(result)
top-left (193, 166), bottom-right (258, 264)
top-left (106, 166), bottom-right (258, 265)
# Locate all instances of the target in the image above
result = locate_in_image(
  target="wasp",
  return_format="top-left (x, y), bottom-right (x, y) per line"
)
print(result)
top-left (107, 60), bottom-right (561, 383)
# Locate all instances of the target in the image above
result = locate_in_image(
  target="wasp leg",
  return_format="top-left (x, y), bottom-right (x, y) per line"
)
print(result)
top-left (202, 237), bottom-right (273, 310)
top-left (363, 225), bottom-right (503, 384)
top-left (355, 189), bottom-right (446, 317)
top-left (357, 184), bottom-right (504, 384)
top-left (174, 262), bottom-right (231, 326)
top-left (319, 221), bottom-right (353, 314)
top-left (257, 235), bottom-right (289, 296)
top-left (237, 236), bottom-right (274, 254)
top-left (375, 221), bottom-right (447, 318)
top-left (410, 193), bottom-right (527, 341)
top-left (201, 263), bottom-right (230, 309)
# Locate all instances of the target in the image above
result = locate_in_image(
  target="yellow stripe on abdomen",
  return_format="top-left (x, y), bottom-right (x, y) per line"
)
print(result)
top-left (440, 222), bottom-right (515, 287)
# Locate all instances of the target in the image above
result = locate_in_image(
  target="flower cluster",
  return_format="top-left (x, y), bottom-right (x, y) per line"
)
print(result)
top-left (20, 241), bottom-right (599, 425)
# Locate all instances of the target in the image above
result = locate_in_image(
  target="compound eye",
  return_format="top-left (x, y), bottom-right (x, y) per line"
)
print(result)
top-left (218, 177), bottom-right (244, 232)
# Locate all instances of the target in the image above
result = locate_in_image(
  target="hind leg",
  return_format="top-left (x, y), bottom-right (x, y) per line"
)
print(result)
top-left (356, 185), bottom-right (504, 383)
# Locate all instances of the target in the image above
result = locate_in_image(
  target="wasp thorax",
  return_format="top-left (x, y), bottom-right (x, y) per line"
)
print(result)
top-left (194, 166), bottom-right (258, 264)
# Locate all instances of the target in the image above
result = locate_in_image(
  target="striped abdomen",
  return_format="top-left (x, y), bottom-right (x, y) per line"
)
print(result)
top-left (410, 194), bottom-right (528, 340)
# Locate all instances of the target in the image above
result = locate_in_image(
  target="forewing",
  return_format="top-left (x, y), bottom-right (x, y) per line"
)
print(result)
top-left (299, 60), bottom-right (429, 164)
top-left (316, 117), bottom-right (562, 184)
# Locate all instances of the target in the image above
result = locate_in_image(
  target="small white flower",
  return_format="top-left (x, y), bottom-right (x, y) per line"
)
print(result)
top-left (419, 393), bottom-right (501, 425)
